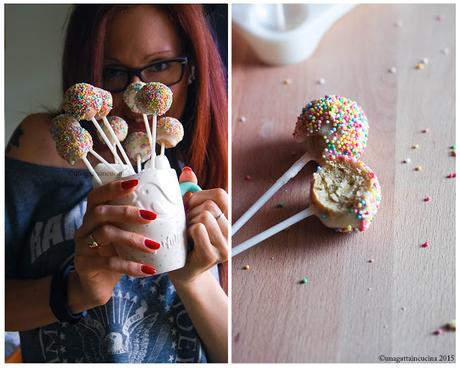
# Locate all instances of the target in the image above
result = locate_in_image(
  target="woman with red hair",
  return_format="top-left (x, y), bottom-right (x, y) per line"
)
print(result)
top-left (6, 4), bottom-right (228, 363)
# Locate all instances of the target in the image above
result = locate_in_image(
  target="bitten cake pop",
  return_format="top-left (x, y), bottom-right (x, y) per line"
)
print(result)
top-left (293, 95), bottom-right (369, 161)
top-left (233, 156), bottom-right (382, 256)
top-left (310, 156), bottom-right (381, 232)
top-left (124, 131), bottom-right (152, 173)
top-left (123, 81), bottom-right (145, 114)
top-left (63, 83), bottom-right (103, 121)
top-left (94, 88), bottom-right (113, 120)
top-left (98, 116), bottom-right (128, 144)
top-left (156, 117), bottom-right (184, 155)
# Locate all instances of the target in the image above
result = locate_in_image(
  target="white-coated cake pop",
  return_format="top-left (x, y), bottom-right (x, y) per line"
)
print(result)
top-left (123, 131), bottom-right (152, 164)
top-left (156, 117), bottom-right (184, 148)
top-left (123, 81), bottom-right (146, 113)
top-left (97, 116), bottom-right (128, 145)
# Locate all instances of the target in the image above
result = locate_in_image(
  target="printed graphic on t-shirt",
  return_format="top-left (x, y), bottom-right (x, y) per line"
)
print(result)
top-left (37, 274), bottom-right (206, 363)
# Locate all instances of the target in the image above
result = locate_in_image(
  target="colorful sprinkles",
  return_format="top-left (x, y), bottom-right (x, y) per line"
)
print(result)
top-left (156, 117), bottom-right (184, 148)
top-left (135, 82), bottom-right (173, 116)
top-left (63, 83), bottom-right (103, 121)
top-left (293, 95), bottom-right (369, 161)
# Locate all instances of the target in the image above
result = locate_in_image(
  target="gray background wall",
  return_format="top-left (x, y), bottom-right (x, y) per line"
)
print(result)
top-left (5, 4), bottom-right (73, 144)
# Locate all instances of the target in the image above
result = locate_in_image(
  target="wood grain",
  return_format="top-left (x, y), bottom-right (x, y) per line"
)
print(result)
top-left (231, 4), bottom-right (455, 363)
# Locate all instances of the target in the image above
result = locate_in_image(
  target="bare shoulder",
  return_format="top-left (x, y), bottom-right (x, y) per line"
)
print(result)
top-left (6, 113), bottom-right (71, 167)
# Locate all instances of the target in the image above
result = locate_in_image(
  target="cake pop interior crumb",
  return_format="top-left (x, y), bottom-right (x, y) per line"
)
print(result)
top-left (313, 161), bottom-right (367, 211)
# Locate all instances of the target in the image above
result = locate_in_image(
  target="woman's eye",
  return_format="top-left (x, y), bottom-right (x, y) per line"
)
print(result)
top-left (104, 69), bottom-right (126, 78)
top-left (148, 62), bottom-right (170, 73)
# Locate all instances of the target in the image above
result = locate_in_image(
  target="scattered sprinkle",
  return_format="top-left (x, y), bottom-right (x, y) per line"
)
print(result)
top-left (283, 78), bottom-right (292, 85)
top-left (450, 144), bottom-right (455, 150)
top-left (446, 172), bottom-right (456, 178)
top-left (238, 116), bottom-right (247, 123)
top-left (301, 277), bottom-right (308, 285)
top-left (421, 128), bottom-right (429, 133)
top-left (421, 241), bottom-right (430, 248)
top-left (435, 14), bottom-right (444, 21)
top-left (412, 144), bottom-right (420, 149)
top-left (442, 47), bottom-right (450, 55)
top-left (415, 63), bottom-right (425, 70)
top-left (402, 158), bottom-right (411, 164)
top-left (445, 320), bottom-right (456, 332)
top-left (368, 259), bottom-right (374, 263)
top-left (276, 202), bottom-right (285, 208)
top-left (242, 265), bottom-right (250, 270)
top-left (317, 78), bottom-right (326, 85)
top-left (450, 151), bottom-right (456, 157)
top-left (423, 196), bottom-right (432, 202)
top-left (244, 175), bottom-right (252, 181)
top-left (394, 20), bottom-right (403, 27)
top-left (434, 328), bottom-right (444, 335)
top-left (389, 67), bottom-right (397, 74)
top-left (415, 165), bottom-right (422, 171)
top-left (421, 57), bottom-right (429, 65)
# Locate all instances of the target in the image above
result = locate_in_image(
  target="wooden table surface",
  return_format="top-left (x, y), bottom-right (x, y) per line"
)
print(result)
top-left (231, 4), bottom-right (455, 363)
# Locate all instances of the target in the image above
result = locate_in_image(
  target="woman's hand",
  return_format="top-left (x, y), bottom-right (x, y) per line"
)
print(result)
top-left (73, 179), bottom-right (160, 309)
top-left (169, 167), bottom-right (229, 286)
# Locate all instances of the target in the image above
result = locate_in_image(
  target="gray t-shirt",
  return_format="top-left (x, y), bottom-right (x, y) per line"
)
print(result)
top-left (5, 157), bottom-right (207, 363)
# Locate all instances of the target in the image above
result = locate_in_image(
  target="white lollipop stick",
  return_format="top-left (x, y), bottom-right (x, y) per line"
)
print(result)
top-left (232, 207), bottom-right (312, 257)
top-left (137, 154), bottom-right (141, 173)
top-left (90, 117), bottom-right (123, 164)
top-left (151, 114), bottom-right (157, 162)
top-left (160, 143), bottom-right (165, 156)
top-left (143, 114), bottom-right (153, 146)
top-left (102, 117), bottom-right (135, 173)
top-left (88, 149), bottom-right (119, 174)
top-left (232, 151), bottom-right (313, 235)
top-left (82, 156), bottom-right (102, 186)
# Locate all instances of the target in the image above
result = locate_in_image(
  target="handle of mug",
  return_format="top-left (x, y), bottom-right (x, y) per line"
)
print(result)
top-left (179, 181), bottom-right (202, 196)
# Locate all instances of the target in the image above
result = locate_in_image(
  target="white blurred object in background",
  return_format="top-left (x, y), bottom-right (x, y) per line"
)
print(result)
top-left (233, 4), bottom-right (355, 65)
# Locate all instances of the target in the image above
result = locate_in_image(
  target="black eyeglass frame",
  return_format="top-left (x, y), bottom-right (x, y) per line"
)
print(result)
top-left (103, 56), bottom-right (189, 93)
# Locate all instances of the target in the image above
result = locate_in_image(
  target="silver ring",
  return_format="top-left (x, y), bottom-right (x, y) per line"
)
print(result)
top-left (88, 233), bottom-right (99, 249)
top-left (214, 212), bottom-right (224, 221)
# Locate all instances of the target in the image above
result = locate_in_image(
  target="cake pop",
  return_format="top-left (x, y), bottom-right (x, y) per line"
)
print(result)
top-left (310, 156), bottom-right (381, 232)
top-left (63, 83), bottom-right (103, 121)
top-left (94, 88), bottom-right (113, 120)
top-left (156, 117), bottom-right (184, 155)
top-left (135, 82), bottom-right (173, 164)
top-left (123, 81), bottom-right (145, 113)
top-left (123, 81), bottom-right (152, 146)
top-left (232, 156), bottom-right (381, 256)
top-left (293, 95), bottom-right (369, 161)
top-left (124, 131), bottom-right (152, 173)
top-left (50, 122), bottom-right (102, 185)
top-left (98, 116), bottom-right (128, 144)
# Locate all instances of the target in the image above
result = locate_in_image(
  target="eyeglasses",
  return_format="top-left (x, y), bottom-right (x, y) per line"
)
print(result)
top-left (103, 57), bottom-right (189, 93)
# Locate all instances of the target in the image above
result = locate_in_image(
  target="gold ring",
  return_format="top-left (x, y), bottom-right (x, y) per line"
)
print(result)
top-left (88, 234), bottom-right (99, 249)
top-left (215, 212), bottom-right (224, 221)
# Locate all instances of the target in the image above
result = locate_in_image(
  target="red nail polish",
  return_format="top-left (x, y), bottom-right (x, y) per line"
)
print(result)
top-left (121, 179), bottom-right (139, 190)
top-left (141, 264), bottom-right (156, 275)
top-left (140, 210), bottom-right (157, 220)
top-left (183, 166), bottom-right (192, 171)
top-left (144, 239), bottom-right (161, 250)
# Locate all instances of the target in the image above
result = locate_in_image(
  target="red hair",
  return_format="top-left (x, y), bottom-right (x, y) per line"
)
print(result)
top-left (62, 4), bottom-right (228, 190)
